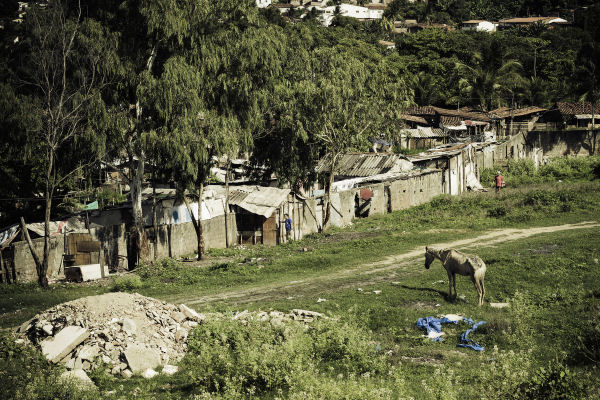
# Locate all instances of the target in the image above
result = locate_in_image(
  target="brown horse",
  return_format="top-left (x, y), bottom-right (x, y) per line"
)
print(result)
top-left (425, 247), bottom-right (486, 306)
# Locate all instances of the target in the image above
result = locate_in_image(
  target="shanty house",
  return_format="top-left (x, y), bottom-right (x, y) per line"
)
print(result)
top-left (461, 20), bottom-right (496, 32)
top-left (489, 106), bottom-right (547, 137)
top-left (228, 186), bottom-right (306, 245)
top-left (541, 102), bottom-right (600, 130)
top-left (399, 127), bottom-right (448, 149)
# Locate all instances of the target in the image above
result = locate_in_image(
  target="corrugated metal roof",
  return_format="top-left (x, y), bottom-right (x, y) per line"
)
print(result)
top-left (489, 106), bottom-right (547, 119)
top-left (400, 114), bottom-right (428, 125)
top-left (400, 127), bottom-right (447, 138)
top-left (229, 187), bottom-right (291, 218)
top-left (316, 153), bottom-right (413, 177)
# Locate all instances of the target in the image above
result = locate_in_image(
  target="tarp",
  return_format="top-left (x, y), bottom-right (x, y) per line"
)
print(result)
top-left (0, 215), bottom-right (101, 248)
top-left (0, 224), bottom-right (19, 249)
top-left (416, 315), bottom-right (487, 351)
top-left (83, 201), bottom-right (98, 211)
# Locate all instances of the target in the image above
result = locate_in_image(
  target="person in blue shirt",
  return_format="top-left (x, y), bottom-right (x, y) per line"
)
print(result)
top-left (284, 213), bottom-right (292, 241)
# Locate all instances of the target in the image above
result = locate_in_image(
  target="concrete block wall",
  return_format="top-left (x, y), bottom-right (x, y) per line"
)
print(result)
top-left (302, 198), bottom-right (320, 235)
top-left (368, 184), bottom-right (387, 216)
top-left (12, 235), bottom-right (65, 282)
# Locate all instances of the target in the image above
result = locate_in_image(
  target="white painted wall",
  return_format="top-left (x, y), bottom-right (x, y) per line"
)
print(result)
top-left (256, 0), bottom-right (272, 8)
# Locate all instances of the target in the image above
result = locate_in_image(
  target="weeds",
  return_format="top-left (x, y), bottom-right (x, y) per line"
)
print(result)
top-left (480, 156), bottom-right (600, 188)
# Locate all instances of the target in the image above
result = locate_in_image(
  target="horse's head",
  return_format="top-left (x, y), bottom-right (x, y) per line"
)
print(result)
top-left (425, 246), bottom-right (435, 269)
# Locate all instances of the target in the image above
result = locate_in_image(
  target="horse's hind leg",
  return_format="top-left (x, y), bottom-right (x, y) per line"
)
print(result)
top-left (447, 271), bottom-right (455, 301)
top-left (472, 275), bottom-right (483, 306)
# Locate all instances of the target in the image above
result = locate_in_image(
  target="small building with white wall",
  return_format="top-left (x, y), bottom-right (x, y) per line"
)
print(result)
top-left (461, 20), bottom-right (496, 32)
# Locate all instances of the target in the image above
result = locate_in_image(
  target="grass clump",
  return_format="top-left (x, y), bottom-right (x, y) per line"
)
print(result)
top-left (111, 274), bottom-right (143, 292)
top-left (480, 156), bottom-right (600, 188)
top-left (177, 317), bottom-right (388, 398)
top-left (0, 331), bottom-right (98, 400)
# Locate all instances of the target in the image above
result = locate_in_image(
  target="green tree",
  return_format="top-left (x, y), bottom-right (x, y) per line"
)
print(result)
top-left (12, 1), bottom-right (115, 286)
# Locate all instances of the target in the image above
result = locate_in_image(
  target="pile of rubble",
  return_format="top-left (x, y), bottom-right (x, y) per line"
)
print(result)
top-left (16, 292), bottom-right (326, 384)
top-left (16, 292), bottom-right (204, 379)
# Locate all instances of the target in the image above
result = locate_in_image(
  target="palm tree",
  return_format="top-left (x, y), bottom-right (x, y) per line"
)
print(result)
top-left (456, 53), bottom-right (525, 111)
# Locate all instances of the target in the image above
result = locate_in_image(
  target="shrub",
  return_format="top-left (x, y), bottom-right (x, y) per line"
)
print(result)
top-left (515, 361), bottom-right (586, 400)
top-left (111, 274), bottom-right (143, 292)
top-left (0, 332), bottom-right (98, 399)
top-left (178, 317), bottom-right (388, 397)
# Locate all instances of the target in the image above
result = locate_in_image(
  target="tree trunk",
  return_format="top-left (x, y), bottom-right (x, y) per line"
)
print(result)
top-left (224, 160), bottom-right (231, 248)
top-left (322, 154), bottom-right (337, 231)
top-left (183, 185), bottom-right (205, 261)
top-left (39, 149), bottom-right (55, 288)
top-left (129, 153), bottom-right (148, 267)
top-left (152, 164), bottom-right (158, 260)
top-left (20, 217), bottom-right (46, 287)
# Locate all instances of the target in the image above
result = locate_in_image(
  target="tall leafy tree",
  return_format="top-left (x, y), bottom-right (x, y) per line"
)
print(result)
top-left (11, 1), bottom-right (115, 286)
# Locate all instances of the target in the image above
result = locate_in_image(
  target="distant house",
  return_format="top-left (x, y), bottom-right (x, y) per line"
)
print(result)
top-left (378, 39), bottom-right (396, 49)
top-left (256, 0), bottom-right (272, 8)
top-left (541, 102), bottom-right (600, 130)
top-left (318, 3), bottom-right (384, 26)
top-left (461, 20), bottom-right (496, 32)
top-left (498, 16), bottom-right (568, 29)
top-left (405, 106), bottom-right (491, 137)
top-left (316, 153), bottom-right (413, 181)
top-left (488, 106), bottom-right (547, 137)
top-left (270, 3), bottom-right (295, 14)
top-left (399, 127), bottom-right (449, 150)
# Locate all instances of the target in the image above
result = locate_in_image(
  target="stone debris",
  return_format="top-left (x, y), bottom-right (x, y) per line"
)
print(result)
top-left (18, 292), bottom-right (326, 379)
top-left (162, 364), bottom-right (179, 375)
top-left (142, 368), bottom-right (159, 379)
top-left (124, 343), bottom-right (162, 374)
top-left (41, 325), bottom-right (90, 363)
top-left (59, 369), bottom-right (97, 390)
top-left (490, 302), bottom-right (510, 309)
top-left (18, 292), bottom-right (196, 377)
top-left (316, 298), bottom-right (326, 303)
top-left (373, 290), bottom-right (382, 295)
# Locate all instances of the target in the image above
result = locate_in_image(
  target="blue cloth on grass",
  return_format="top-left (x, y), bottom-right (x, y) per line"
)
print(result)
top-left (416, 316), bottom-right (460, 342)
top-left (457, 320), bottom-right (486, 351)
top-left (416, 316), bottom-right (487, 350)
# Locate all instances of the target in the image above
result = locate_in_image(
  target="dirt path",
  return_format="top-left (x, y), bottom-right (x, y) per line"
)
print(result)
top-left (164, 221), bottom-right (599, 306)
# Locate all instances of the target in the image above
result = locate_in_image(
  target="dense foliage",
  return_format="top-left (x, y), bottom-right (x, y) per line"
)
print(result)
top-left (0, 1), bottom-right (599, 229)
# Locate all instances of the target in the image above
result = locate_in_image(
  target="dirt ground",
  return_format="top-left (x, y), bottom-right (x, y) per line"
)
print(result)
top-left (165, 221), bottom-right (600, 306)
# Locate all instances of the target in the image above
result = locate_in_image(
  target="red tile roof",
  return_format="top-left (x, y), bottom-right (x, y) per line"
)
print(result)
top-left (556, 102), bottom-right (600, 116)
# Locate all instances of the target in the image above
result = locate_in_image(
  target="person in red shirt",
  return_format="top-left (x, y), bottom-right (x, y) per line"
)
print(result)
top-left (494, 171), bottom-right (505, 194)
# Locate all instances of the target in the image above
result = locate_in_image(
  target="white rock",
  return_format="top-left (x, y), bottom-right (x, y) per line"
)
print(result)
top-left (65, 357), bottom-right (76, 370)
top-left (122, 318), bottom-right (137, 335)
top-left (490, 302), bottom-right (509, 309)
top-left (316, 298), bottom-right (326, 303)
top-left (142, 368), bottom-right (158, 379)
top-left (40, 326), bottom-right (90, 363)
top-left (59, 369), bottom-right (96, 390)
top-left (121, 369), bottom-right (133, 378)
top-left (162, 365), bottom-right (179, 375)
top-left (123, 344), bottom-right (161, 374)
top-left (79, 344), bottom-right (100, 361)
top-left (179, 304), bottom-right (204, 322)
top-left (170, 311), bottom-right (185, 323)
top-left (373, 290), bottom-right (382, 295)
top-left (175, 328), bottom-right (188, 342)
top-left (42, 324), bottom-right (53, 336)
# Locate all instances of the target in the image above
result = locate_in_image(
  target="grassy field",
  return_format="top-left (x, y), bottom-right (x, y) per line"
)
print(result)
top-left (1, 177), bottom-right (600, 399)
